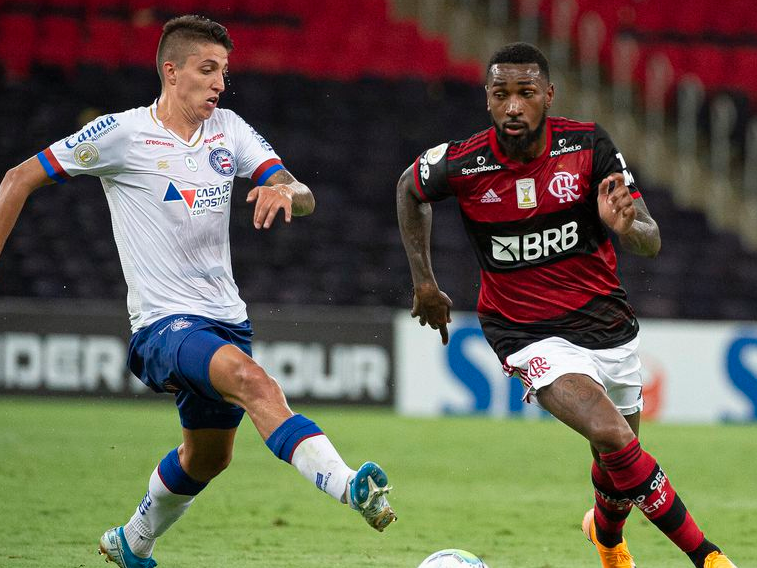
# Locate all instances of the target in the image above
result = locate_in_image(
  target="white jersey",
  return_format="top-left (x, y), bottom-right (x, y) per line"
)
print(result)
top-left (38, 102), bottom-right (284, 332)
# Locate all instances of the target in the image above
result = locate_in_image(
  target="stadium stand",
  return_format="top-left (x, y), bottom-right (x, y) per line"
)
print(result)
top-left (536, 0), bottom-right (757, 135)
top-left (1, 0), bottom-right (757, 319)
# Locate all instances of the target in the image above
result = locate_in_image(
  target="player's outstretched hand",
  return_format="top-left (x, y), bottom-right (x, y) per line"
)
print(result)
top-left (246, 184), bottom-right (294, 229)
top-left (597, 173), bottom-right (636, 235)
top-left (412, 283), bottom-right (453, 345)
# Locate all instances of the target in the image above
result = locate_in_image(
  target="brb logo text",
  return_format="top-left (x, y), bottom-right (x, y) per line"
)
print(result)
top-left (163, 181), bottom-right (231, 216)
top-left (491, 221), bottom-right (579, 263)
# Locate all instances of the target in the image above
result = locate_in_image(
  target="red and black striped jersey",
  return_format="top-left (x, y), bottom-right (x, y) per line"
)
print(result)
top-left (411, 117), bottom-right (641, 355)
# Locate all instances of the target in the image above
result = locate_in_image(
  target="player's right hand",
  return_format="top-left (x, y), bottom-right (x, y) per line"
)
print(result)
top-left (411, 283), bottom-right (453, 345)
top-left (246, 184), bottom-right (294, 229)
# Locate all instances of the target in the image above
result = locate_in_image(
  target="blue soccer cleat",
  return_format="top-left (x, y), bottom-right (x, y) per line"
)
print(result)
top-left (98, 526), bottom-right (157, 568)
top-left (348, 461), bottom-right (397, 532)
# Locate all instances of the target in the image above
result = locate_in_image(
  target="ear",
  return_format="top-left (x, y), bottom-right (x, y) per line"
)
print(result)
top-left (545, 82), bottom-right (555, 110)
top-left (163, 61), bottom-right (178, 86)
top-left (484, 84), bottom-right (490, 111)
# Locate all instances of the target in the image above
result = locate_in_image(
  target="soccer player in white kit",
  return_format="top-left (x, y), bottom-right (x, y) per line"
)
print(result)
top-left (0, 15), bottom-right (395, 568)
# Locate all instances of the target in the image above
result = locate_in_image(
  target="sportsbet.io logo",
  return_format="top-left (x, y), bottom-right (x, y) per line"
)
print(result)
top-left (209, 147), bottom-right (236, 176)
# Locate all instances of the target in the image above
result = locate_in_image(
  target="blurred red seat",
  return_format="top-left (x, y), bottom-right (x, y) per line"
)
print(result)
top-left (730, 47), bottom-right (757, 96)
top-left (0, 13), bottom-right (36, 78)
top-left (684, 45), bottom-right (727, 88)
top-left (80, 17), bottom-right (127, 68)
top-left (36, 15), bottom-right (82, 71)
top-left (228, 24), bottom-right (301, 74)
top-left (121, 22), bottom-right (163, 67)
top-left (43, 0), bottom-right (86, 11)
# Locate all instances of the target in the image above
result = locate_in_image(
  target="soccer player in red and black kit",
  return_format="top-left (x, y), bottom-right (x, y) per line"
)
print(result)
top-left (396, 43), bottom-right (737, 568)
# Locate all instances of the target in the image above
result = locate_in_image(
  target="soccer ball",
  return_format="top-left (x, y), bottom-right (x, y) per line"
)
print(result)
top-left (417, 549), bottom-right (489, 568)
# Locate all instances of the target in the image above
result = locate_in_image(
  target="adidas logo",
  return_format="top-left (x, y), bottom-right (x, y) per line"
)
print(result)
top-left (480, 188), bottom-right (501, 203)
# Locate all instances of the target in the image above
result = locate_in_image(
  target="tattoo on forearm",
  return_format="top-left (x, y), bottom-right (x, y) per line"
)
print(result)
top-left (397, 168), bottom-right (435, 285)
top-left (262, 168), bottom-right (314, 216)
top-left (620, 199), bottom-right (660, 257)
top-left (265, 169), bottom-right (296, 186)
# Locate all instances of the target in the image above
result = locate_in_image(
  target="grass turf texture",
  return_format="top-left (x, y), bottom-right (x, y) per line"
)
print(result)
top-left (0, 397), bottom-right (755, 568)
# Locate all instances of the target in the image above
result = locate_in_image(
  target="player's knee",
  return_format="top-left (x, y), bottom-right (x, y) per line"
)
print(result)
top-left (206, 453), bottom-right (233, 478)
top-left (233, 359), bottom-right (285, 405)
top-left (182, 448), bottom-right (233, 481)
top-left (587, 419), bottom-right (634, 454)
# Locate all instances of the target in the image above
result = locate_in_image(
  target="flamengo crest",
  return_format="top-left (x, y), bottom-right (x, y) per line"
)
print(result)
top-left (548, 172), bottom-right (580, 203)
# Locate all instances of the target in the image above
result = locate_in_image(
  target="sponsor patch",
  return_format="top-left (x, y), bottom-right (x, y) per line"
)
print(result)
top-left (461, 163), bottom-right (502, 175)
top-left (426, 142), bottom-right (449, 166)
top-left (163, 180), bottom-right (232, 216)
top-left (209, 147), bottom-right (236, 176)
top-left (145, 139), bottom-right (174, 148)
top-left (73, 143), bottom-right (99, 168)
top-left (65, 115), bottom-right (119, 149)
top-left (550, 138), bottom-right (582, 157)
top-left (516, 178), bottom-right (537, 208)
top-left (491, 221), bottom-right (579, 263)
top-left (185, 156), bottom-right (198, 172)
top-left (204, 132), bottom-right (225, 144)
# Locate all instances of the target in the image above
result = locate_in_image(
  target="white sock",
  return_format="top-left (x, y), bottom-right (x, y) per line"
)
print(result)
top-left (290, 435), bottom-right (355, 503)
top-left (123, 467), bottom-right (195, 558)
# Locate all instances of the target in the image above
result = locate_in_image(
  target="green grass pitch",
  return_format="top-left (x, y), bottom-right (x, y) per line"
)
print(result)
top-left (1, 397), bottom-right (755, 567)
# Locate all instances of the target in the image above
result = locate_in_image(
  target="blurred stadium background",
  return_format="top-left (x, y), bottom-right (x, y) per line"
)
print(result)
top-left (2, 0), bottom-right (757, 415)
top-left (2, 0), bottom-right (757, 419)
top-left (1, 1), bottom-right (757, 566)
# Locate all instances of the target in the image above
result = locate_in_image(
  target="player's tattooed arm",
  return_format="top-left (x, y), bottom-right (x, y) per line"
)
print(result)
top-left (264, 168), bottom-right (315, 217)
top-left (245, 168), bottom-right (315, 229)
top-left (397, 165), bottom-right (453, 344)
top-left (597, 173), bottom-right (661, 257)
top-left (618, 197), bottom-right (661, 257)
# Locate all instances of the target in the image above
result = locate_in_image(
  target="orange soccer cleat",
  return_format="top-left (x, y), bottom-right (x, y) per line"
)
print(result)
top-left (703, 551), bottom-right (738, 568)
top-left (582, 508), bottom-right (636, 568)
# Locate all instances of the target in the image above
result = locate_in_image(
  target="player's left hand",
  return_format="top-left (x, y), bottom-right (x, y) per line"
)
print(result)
top-left (246, 184), bottom-right (294, 229)
top-left (597, 173), bottom-right (636, 235)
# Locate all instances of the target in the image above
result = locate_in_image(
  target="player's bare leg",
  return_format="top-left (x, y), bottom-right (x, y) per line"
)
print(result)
top-left (538, 374), bottom-right (733, 568)
top-left (536, 373), bottom-right (634, 453)
top-left (208, 345), bottom-right (396, 531)
top-left (179, 427), bottom-right (236, 481)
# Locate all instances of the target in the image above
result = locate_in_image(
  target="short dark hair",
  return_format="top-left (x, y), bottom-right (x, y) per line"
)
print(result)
top-left (487, 42), bottom-right (550, 82)
top-left (156, 15), bottom-right (234, 83)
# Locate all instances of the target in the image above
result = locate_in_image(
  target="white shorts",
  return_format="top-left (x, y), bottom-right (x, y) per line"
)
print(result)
top-left (503, 336), bottom-right (643, 416)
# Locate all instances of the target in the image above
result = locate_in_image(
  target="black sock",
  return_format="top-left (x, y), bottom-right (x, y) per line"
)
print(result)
top-left (686, 539), bottom-right (720, 568)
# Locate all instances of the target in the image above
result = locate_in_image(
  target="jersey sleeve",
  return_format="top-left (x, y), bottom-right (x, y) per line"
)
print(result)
top-left (226, 111), bottom-right (284, 185)
top-left (411, 142), bottom-right (453, 202)
top-left (38, 113), bottom-right (129, 182)
top-left (591, 124), bottom-right (641, 199)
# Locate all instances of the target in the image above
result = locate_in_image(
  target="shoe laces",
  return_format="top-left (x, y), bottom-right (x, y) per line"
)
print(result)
top-left (604, 549), bottom-right (635, 568)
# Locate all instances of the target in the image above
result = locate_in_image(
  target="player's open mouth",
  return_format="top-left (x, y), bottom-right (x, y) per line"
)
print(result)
top-left (206, 96), bottom-right (219, 107)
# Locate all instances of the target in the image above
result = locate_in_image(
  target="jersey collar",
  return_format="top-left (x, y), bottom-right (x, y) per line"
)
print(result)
top-left (149, 100), bottom-right (205, 148)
